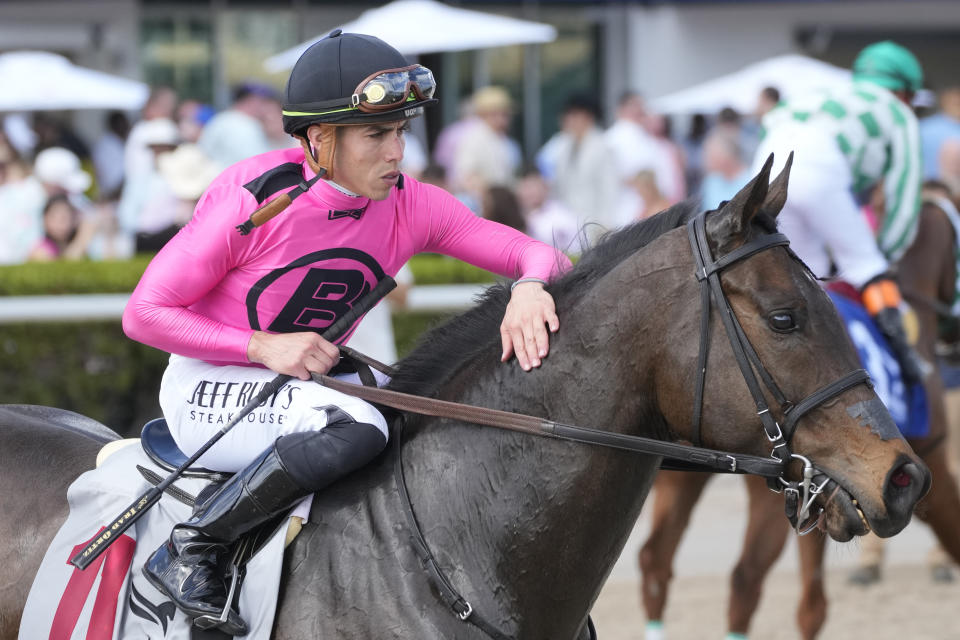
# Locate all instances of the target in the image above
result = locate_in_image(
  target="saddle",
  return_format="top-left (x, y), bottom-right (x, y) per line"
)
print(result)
top-left (140, 418), bottom-right (227, 481)
top-left (132, 420), bottom-right (304, 550)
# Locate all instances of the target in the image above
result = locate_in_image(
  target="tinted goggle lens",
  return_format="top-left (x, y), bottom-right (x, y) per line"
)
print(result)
top-left (355, 65), bottom-right (436, 111)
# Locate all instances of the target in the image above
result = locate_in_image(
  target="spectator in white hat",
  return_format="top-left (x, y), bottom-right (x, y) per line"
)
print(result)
top-left (34, 146), bottom-right (93, 197)
top-left (157, 142), bottom-right (220, 225)
top-left (124, 86), bottom-right (178, 181)
top-left (0, 146), bottom-right (92, 264)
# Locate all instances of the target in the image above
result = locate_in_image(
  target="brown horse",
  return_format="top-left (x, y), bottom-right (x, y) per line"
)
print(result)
top-left (638, 196), bottom-right (960, 640)
top-left (1, 159), bottom-right (932, 639)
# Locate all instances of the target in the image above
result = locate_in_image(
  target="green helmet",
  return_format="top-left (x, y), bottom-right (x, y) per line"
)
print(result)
top-left (852, 41), bottom-right (924, 93)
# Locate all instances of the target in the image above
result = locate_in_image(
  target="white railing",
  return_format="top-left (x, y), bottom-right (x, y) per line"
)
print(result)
top-left (0, 284), bottom-right (488, 323)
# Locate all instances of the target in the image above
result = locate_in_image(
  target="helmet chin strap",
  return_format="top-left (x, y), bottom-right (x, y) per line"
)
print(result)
top-left (300, 124), bottom-right (338, 181)
top-left (234, 130), bottom-right (334, 236)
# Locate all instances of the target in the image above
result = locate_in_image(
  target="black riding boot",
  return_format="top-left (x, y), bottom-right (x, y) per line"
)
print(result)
top-left (142, 420), bottom-right (387, 636)
top-left (142, 442), bottom-right (304, 635)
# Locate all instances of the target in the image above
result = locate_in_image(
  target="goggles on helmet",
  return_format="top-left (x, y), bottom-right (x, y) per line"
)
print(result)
top-left (282, 63), bottom-right (437, 131)
top-left (351, 64), bottom-right (436, 112)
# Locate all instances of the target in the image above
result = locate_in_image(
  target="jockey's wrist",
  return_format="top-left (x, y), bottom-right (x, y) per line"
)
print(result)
top-left (511, 277), bottom-right (547, 292)
top-left (861, 277), bottom-right (902, 316)
top-left (247, 331), bottom-right (267, 364)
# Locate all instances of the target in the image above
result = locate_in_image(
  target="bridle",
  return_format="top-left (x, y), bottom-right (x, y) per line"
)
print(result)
top-left (310, 209), bottom-right (877, 639)
top-left (686, 211), bottom-right (871, 532)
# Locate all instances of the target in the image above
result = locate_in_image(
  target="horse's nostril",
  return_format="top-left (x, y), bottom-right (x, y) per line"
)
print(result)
top-left (890, 469), bottom-right (912, 488)
top-left (888, 461), bottom-right (930, 501)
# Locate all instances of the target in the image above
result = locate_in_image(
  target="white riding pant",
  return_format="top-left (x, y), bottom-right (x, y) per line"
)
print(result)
top-left (159, 354), bottom-right (389, 473)
top-left (752, 125), bottom-right (888, 289)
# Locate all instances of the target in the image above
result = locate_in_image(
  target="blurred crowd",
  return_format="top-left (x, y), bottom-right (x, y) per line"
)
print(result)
top-left (3, 79), bottom-right (960, 267)
top-left (0, 82), bottom-right (292, 266)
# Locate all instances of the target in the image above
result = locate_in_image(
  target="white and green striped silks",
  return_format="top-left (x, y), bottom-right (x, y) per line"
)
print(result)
top-left (761, 80), bottom-right (922, 261)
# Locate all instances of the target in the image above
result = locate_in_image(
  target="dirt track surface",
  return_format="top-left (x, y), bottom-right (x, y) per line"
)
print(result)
top-left (593, 566), bottom-right (960, 640)
top-left (591, 475), bottom-right (960, 640)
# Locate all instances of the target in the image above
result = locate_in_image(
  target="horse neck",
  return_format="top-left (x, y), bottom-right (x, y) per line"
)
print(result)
top-left (399, 237), bottom-right (688, 637)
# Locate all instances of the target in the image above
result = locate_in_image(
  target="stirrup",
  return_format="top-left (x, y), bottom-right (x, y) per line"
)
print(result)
top-left (192, 548), bottom-right (244, 631)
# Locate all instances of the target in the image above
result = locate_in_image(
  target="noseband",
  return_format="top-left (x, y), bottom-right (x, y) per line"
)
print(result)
top-left (687, 212), bottom-right (871, 532)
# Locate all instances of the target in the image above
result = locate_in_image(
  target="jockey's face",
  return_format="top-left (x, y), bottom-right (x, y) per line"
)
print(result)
top-left (332, 120), bottom-right (409, 201)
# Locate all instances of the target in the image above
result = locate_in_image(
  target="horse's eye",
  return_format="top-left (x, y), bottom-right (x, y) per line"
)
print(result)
top-left (768, 311), bottom-right (797, 333)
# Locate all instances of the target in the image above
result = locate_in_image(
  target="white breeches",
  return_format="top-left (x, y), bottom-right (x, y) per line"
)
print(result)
top-left (159, 354), bottom-right (389, 473)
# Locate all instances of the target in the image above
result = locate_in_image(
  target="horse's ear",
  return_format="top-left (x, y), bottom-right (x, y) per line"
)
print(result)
top-left (761, 151), bottom-right (793, 219)
top-left (707, 153), bottom-right (773, 247)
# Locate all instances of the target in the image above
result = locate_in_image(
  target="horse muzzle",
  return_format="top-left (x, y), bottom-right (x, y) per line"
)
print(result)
top-left (811, 454), bottom-right (930, 541)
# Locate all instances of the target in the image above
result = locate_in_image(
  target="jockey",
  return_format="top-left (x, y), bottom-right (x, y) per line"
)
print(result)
top-left (752, 40), bottom-right (925, 384)
top-left (122, 30), bottom-right (570, 635)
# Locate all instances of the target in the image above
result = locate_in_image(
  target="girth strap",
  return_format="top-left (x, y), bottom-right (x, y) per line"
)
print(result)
top-left (393, 416), bottom-right (514, 640)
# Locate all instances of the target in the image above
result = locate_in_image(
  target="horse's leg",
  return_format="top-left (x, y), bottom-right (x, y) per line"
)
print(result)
top-left (943, 385), bottom-right (960, 475)
top-left (727, 474), bottom-right (790, 637)
top-left (911, 440), bottom-right (960, 565)
top-left (795, 531), bottom-right (828, 640)
top-left (638, 470), bottom-right (711, 639)
top-left (847, 532), bottom-right (885, 584)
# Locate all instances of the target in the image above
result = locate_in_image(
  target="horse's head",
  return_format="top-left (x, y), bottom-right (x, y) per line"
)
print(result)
top-left (650, 154), bottom-right (930, 542)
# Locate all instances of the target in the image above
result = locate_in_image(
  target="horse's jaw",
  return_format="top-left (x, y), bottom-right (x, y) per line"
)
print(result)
top-left (817, 483), bottom-right (872, 542)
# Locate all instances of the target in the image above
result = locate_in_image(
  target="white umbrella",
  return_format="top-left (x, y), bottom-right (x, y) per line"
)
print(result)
top-left (264, 0), bottom-right (557, 72)
top-left (650, 54), bottom-right (852, 116)
top-left (0, 51), bottom-right (148, 111)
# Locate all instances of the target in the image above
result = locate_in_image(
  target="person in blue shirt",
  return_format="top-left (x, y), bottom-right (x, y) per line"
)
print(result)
top-left (920, 86), bottom-right (960, 179)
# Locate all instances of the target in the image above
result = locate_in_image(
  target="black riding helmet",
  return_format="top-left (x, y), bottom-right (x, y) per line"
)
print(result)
top-left (282, 29), bottom-right (438, 135)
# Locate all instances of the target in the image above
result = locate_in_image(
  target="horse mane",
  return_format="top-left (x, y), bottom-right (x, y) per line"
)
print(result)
top-left (387, 200), bottom-right (706, 397)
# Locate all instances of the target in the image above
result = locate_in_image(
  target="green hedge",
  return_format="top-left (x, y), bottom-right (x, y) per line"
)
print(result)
top-left (0, 255), bottom-right (480, 434)
top-left (0, 321), bottom-right (169, 436)
top-left (0, 253), bottom-right (496, 295)
top-left (0, 313), bottom-right (452, 437)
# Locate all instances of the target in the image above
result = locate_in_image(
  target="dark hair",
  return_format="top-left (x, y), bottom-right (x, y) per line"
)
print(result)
top-left (924, 178), bottom-right (950, 190)
top-left (106, 111), bottom-right (130, 138)
top-left (483, 186), bottom-right (526, 232)
top-left (717, 107), bottom-right (741, 124)
top-left (233, 82), bottom-right (279, 104)
top-left (563, 93), bottom-right (600, 119)
top-left (689, 113), bottom-right (709, 139)
top-left (420, 163), bottom-right (447, 187)
top-left (42, 194), bottom-right (79, 249)
top-left (760, 86), bottom-right (781, 103)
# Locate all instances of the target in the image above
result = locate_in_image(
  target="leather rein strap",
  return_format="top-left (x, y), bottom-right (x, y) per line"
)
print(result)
top-left (314, 373), bottom-right (785, 477)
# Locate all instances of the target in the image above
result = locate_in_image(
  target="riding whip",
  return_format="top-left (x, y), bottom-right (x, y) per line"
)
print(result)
top-left (70, 275), bottom-right (396, 570)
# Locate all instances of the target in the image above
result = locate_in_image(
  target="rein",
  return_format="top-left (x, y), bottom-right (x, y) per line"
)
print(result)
top-left (314, 212), bottom-right (875, 638)
top-left (315, 372), bottom-right (786, 477)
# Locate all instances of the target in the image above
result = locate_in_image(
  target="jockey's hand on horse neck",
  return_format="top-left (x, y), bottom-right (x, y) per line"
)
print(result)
top-left (500, 282), bottom-right (560, 372)
top-left (247, 330), bottom-right (340, 381)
